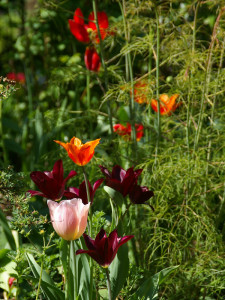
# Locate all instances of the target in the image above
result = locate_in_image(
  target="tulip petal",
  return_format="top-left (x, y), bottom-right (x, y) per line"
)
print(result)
top-left (74, 8), bottom-right (84, 25)
top-left (52, 159), bottom-right (64, 183)
top-left (68, 20), bottom-right (90, 43)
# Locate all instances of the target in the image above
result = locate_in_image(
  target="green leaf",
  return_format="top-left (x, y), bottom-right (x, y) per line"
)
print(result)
top-left (131, 266), bottom-right (179, 300)
top-left (109, 244), bottom-right (130, 300)
top-left (104, 186), bottom-right (124, 207)
top-left (26, 253), bottom-right (64, 300)
top-left (0, 208), bottom-right (16, 251)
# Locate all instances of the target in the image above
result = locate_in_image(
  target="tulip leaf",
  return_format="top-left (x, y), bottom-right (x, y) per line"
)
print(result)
top-left (26, 253), bottom-right (64, 300)
top-left (104, 186), bottom-right (124, 211)
top-left (131, 265), bottom-right (179, 300)
top-left (0, 207), bottom-right (16, 251)
top-left (109, 244), bottom-right (129, 300)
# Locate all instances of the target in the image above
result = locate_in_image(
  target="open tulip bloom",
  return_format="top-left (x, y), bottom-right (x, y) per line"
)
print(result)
top-left (64, 178), bottom-right (104, 205)
top-left (113, 123), bottom-right (144, 141)
top-left (54, 137), bottom-right (100, 166)
top-left (47, 199), bottom-right (90, 241)
top-left (28, 159), bottom-right (77, 201)
top-left (76, 229), bottom-right (134, 267)
top-left (68, 8), bottom-right (109, 44)
top-left (151, 94), bottom-right (181, 116)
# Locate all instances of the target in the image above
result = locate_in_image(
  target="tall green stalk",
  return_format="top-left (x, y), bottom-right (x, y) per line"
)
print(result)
top-left (0, 99), bottom-right (8, 165)
top-left (154, 8), bottom-right (160, 165)
top-left (105, 268), bottom-right (112, 300)
top-left (119, 0), bottom-right (137, 150)
top-left (92, 0), bottom-right (113, 136)
top-left (82, 166), bottom-right (93, 300)
top-left (86, 70), bottom-right (93, 137)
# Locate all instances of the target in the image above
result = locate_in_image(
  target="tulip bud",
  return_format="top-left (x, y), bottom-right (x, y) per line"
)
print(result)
top-left (47, 199), bottom-right (90, 241)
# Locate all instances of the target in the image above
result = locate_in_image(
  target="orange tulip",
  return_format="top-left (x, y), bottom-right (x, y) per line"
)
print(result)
top-left (132, 81), bottom-right (149, 104)
top-left (151, 94), bottom-right (181, 116)
top-left (54, 137), bottom-right (100, 166)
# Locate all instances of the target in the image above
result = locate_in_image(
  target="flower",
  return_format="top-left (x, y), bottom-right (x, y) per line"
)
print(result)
top-left (151, 94), bottom-right (181, 116)
top-left (68, 8), bottom-right (109, 44)
top-left (47, 199), bottom-right (90, 240)
top-left (129, 185), bottom-right (154, 205)
top-left (27, 159), bottom-right (77, 201)
top-left (8, 277), bottom-right (16, 288)
top-left (132, 81), bottom-right (149, 104)
top-left (113, 123), bottom-right (144, 141)
top-left (99, 165), bottom-right (142, 197)
top-left (64, 178), bottom-right (104, 205)
top-left (6, 72), bottom-right (25, 84)
top-left (54, 137), bottom-right (100, 166)
top-left (76, 229), bottom-right (134, 267)
top-left (84, 47), bottom-right (101, 72)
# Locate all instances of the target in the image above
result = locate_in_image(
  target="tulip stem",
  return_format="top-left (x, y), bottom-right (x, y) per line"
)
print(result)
top-left (105, 268), bottom-right (112, 300)
top-left (72, 241), bottom-right (78, 300)
top-left (87, 70), bottom-right (93, 137)
top-left (82, 166), bottom-right (93, 300)
top-left (92, 0), bottom-right (113, 137)
top-left (66, 241), bottom-right (71, 300)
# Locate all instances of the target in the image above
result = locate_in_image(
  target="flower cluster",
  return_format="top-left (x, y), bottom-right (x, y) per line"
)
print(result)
top-left (28, 135), bottom-right (154, 268)
top-left (68, 8), bottom-right (112, 72)
top-left (113, 123), bottom-right (144, 141)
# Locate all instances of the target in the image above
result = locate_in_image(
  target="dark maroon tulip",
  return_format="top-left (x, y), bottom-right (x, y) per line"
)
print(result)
top-left (76, 229), bottom-right (134, 267)
top-left (129, 185), bottom-right (154, 205)
top-left (99, 165), bottom-right (142, 197)
top-left (64, 178), bottom-right (104, 205)
top-left (84, 47), bottom-right (101, 72)
top-left (28, 159), bottom-right (77, 201)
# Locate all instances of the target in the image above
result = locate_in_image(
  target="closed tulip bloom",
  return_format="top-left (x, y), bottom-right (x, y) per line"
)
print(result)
top-left (76, 229), bottom-right (134, 267)
top-left (28, 159), bottom-right (77, 201)
top-left (54, 137), bottom-right (100, 166)
top-left (84, 47), bottom-right (101, 72)
top-left (64, 178), bottom-right (104, 205)
top-left (47, 199), bottom-right (90, 241)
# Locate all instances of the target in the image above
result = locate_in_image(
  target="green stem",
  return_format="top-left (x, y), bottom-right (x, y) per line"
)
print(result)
top-left (82, 166), bottom-right (93, 300)
top-left (148, 25), bottom-right (153, 143)
top-left (119, 0), bottom-right (137, 150)
top-left (35, 255), bottom-right (44, 300)
top-left (155, 8), bottom-right (160, 165)
top-left (66, 241), bottom-right (71, 300)
top-left (92, 0), bottom-right (113, 136)
top-left (0, 99), bottom-right (8, 165)
top-left (87, 70), bottom-right (93, 137)
top-left (105, 268), bottom-right (112, 300)
top-left (72, 241), bottom-right (77, 299)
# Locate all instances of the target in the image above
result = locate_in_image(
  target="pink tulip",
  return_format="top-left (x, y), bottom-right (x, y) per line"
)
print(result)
top-left (47, 199), bottom-right (90, 241)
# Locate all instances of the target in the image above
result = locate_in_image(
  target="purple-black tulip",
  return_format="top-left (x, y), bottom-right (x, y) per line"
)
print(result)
top-left (27, 159), bottom-right (77, 201)
top-left (64, 178), bottom-right (104, 205)
top-left (129, 185), bottom-right (154, 204)
top-left (76, 228), bottom-right (134, 267)
top-left (99, 165), bottom-right (142, 197)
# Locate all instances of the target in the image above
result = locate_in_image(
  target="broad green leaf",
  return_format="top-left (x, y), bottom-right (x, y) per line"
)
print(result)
top-left (131, 266), bottom-right (179, 300)
top-left (109, 244), bottom-right (129, 300)
top-left (104, 186), bottom-right (124, 208)
top-left (0, 208), bottom-right (16, 251)
top-left (26, 253), bottom-right (64, 300)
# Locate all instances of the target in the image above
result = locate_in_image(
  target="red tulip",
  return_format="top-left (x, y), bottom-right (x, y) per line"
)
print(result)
top-left (28, 159), bottom-right (77, 201)
top-left (76, 229), bottom-right (134, 267)
top-left (99, 165), bottom-right (142, 197)
top-left (64, 178), bottom-right (104, 205)
top-left (6, 72), bottom-right (25, 84)
top-left (8, 277), bottom-right (16, 288)
top-left (68, 8), bottom-right (109, 44)
top-left (113, 123), bottom-right (144, 141)
top-left (84, 47), bottom-right (101, 72)
top-left (129, 185), bottom-right (154, 205)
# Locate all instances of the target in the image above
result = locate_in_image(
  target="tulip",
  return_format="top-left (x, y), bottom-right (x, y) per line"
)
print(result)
top-left (28, 159), bottom-right (77, 201)
top-left (99, 165), bottom-right (142, 197)
top-left (132, 80), bottom-right (149, 104)
top-left (76, 229), bottom-right (134, 267)
top-left (129, 185), bottom-right (154, 205)
top-left (54, 137), bottom-right (100, 166)
top-left (68, 8), bottom-right (109, 44)
top-left (8, 277), bottom-right (16, 288)
top-left (84, 47), bottom-right (101, 72)
top-left (113, 123), bottom-right (144, 141)
top-left (64, 178), bottom-right (104, 205)
top-left (47, 199), bottom-right (90, 240)
top-left (6, 72), bottom-right (25, 84)
top-left (151, 94), bottom-right (181, 116)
